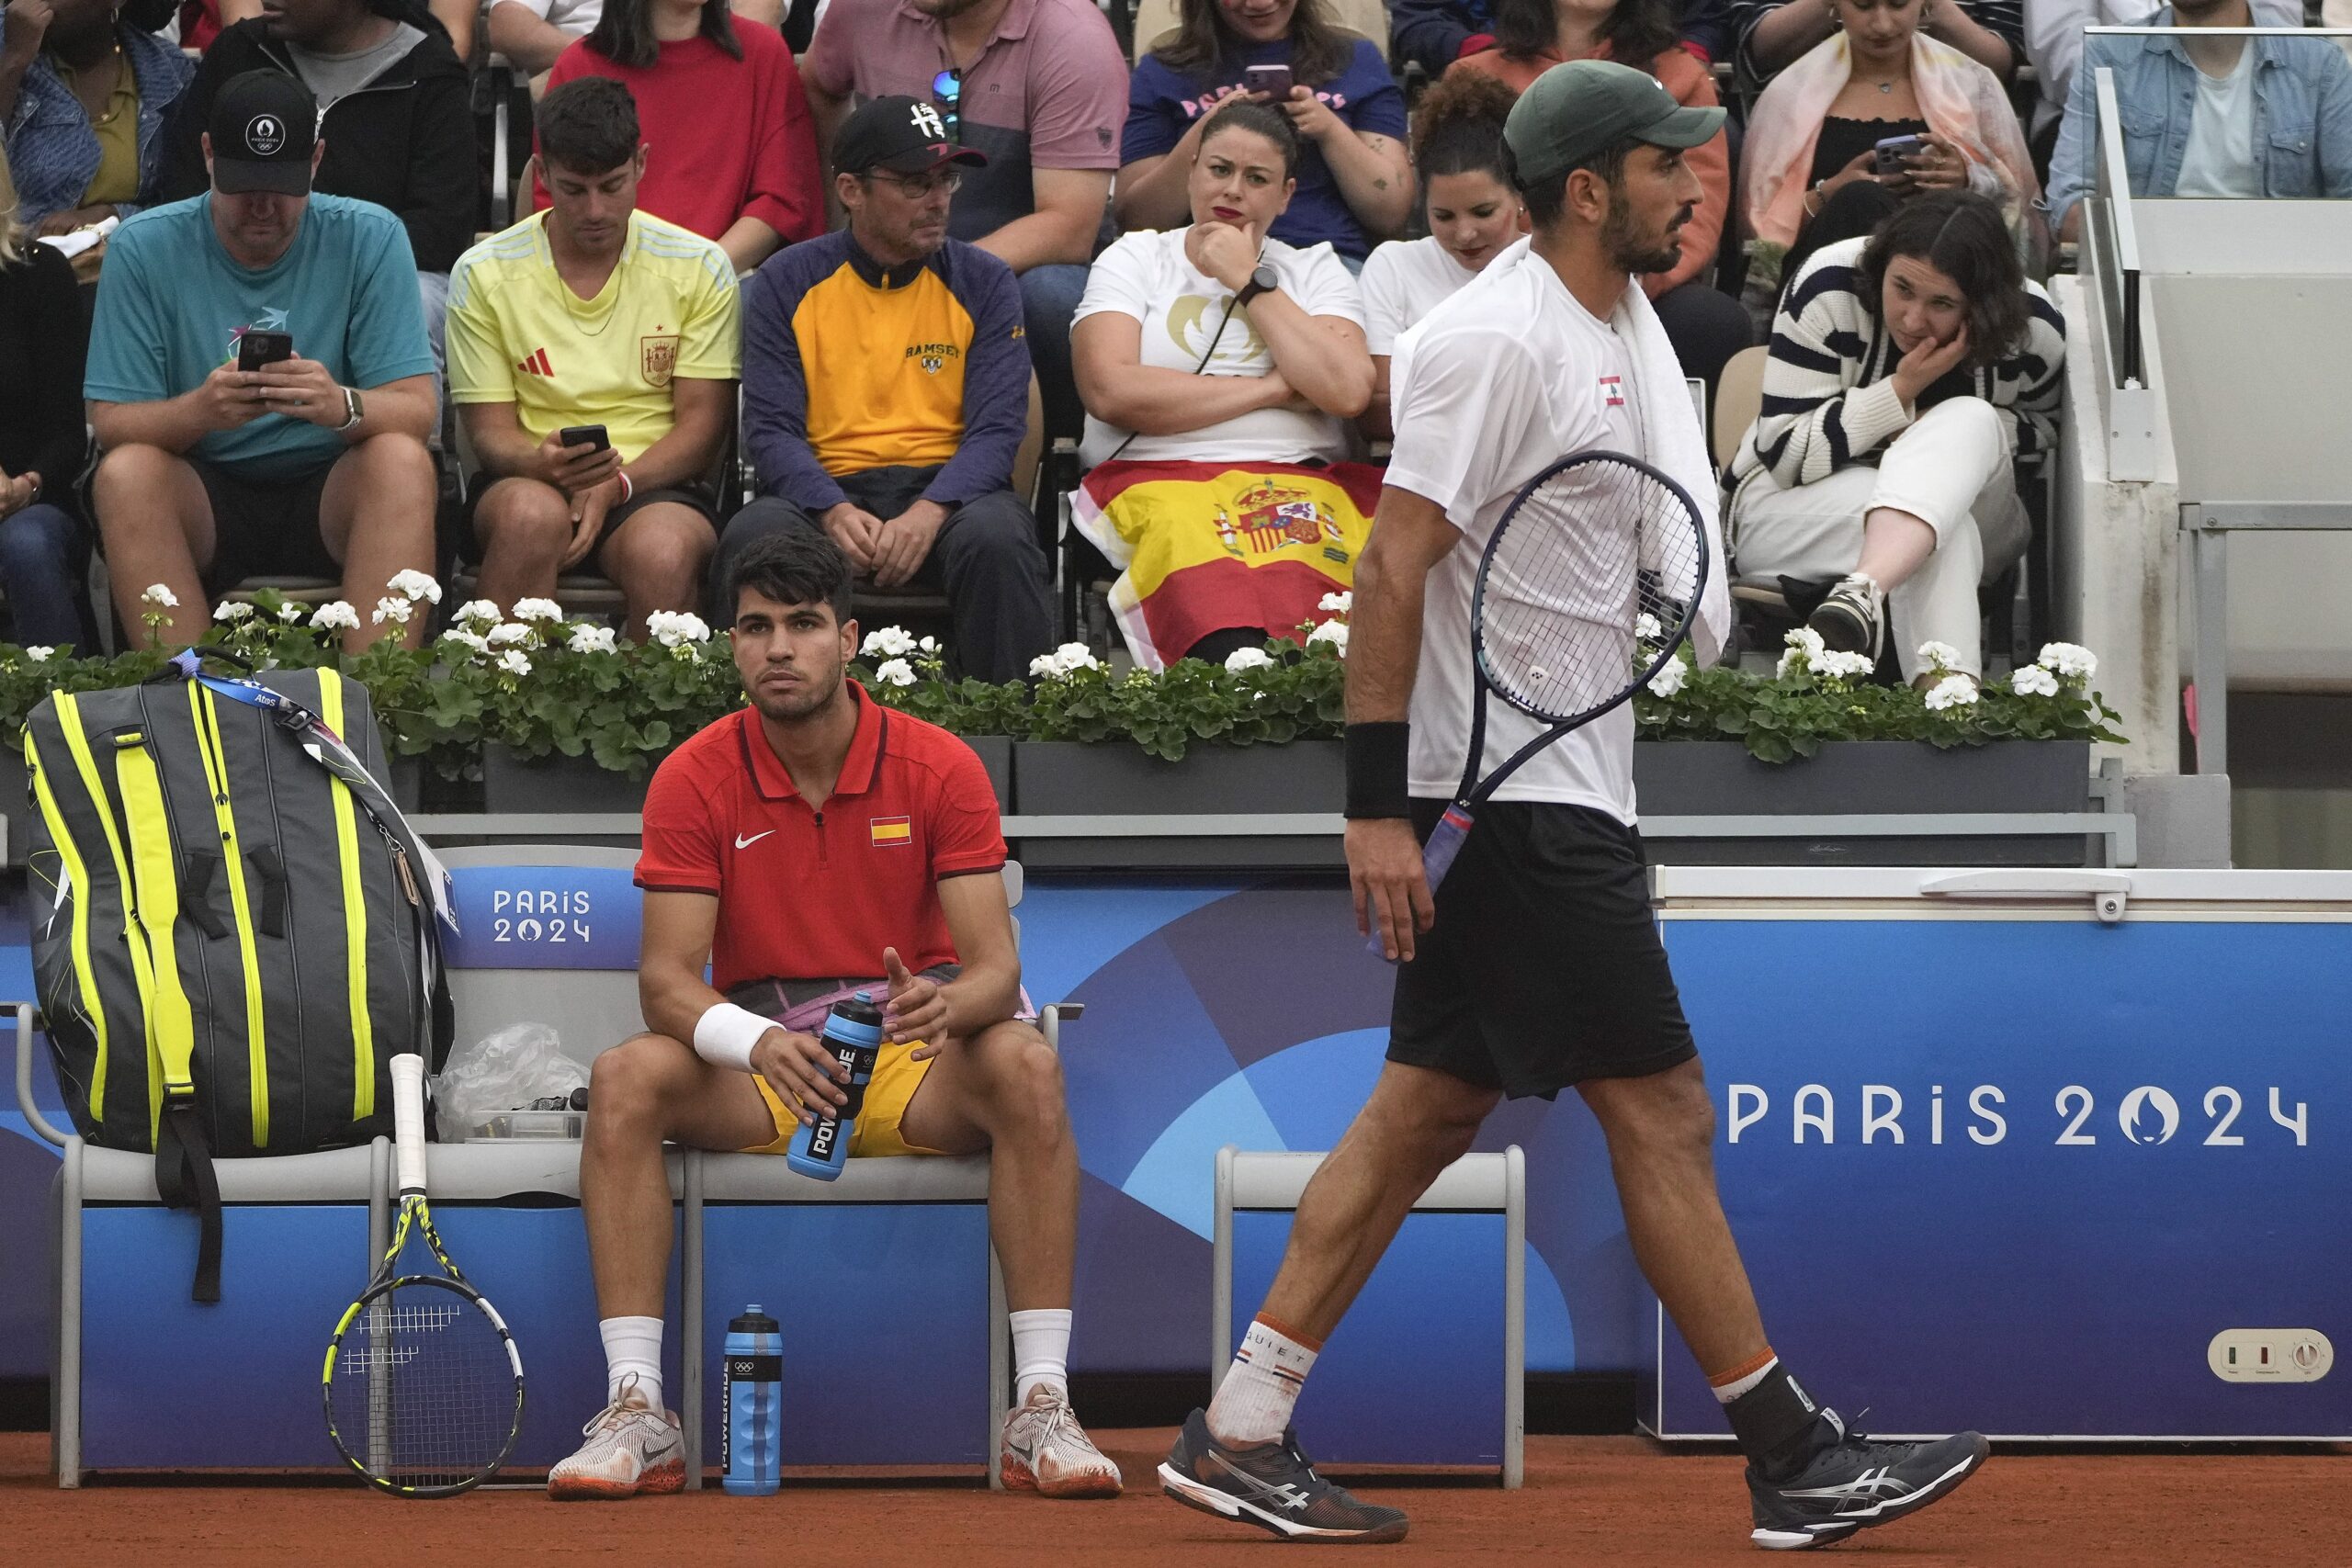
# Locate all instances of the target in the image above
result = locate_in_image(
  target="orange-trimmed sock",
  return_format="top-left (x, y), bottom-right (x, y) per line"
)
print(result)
top-left (1709, 1348), bottom-right (1779, 1405)
top-left (1206, 1314), bottom-right (1323, 1447)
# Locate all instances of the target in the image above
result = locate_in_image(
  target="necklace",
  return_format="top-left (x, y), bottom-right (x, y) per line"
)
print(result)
top-left (1878, 78), bottom-right (1894, 93)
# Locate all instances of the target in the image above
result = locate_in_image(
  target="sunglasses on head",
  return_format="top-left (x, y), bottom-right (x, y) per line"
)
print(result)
top-left (931, 68), bottom-right (963, 146)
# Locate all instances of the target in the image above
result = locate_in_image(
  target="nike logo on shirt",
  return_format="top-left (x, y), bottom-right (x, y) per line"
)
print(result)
top-left (735, 831), bottom-right (775, 850)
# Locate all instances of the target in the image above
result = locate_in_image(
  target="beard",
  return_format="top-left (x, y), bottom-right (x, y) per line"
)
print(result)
top-left (743, 664), bottom-right (846, 724)
top-left (915, 0), bottom-right (993, 17)
top-left (1601, 186), bottom-right (1688, 276)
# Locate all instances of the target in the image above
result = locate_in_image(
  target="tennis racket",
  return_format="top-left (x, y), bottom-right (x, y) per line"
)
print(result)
top-left (322, 1054), bottom-right (525, 1496)
top-left (1368, 450), bottom-right (1708, 955)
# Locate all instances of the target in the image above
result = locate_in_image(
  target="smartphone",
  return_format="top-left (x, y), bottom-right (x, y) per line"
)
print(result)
top-left (1243, 64), bottom-right (1294, 100)
top-left (557, 423), bottom-right (612, 452)
top-left (236, 331), bottom-right (293, 373)
top-left (1873, 134), bottom-right (1928, 177)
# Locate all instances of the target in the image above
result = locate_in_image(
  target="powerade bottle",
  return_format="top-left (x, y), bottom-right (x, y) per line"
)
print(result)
top-left (721, 1305), bottom-right (783, 1495)
top-left (785, 992), bottom-right (886, 1181)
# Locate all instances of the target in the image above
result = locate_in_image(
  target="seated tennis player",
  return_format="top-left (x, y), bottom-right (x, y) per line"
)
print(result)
top-left (548, 529), bottom-right (1120, 1500)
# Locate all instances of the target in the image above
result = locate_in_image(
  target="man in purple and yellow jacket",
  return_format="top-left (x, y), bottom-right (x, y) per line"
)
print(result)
top-left (721, 93), bottom-right (1053, 684)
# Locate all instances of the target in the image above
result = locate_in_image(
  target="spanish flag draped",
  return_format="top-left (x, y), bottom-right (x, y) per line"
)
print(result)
top-left (1071, 459), bottom-right (1386, 671)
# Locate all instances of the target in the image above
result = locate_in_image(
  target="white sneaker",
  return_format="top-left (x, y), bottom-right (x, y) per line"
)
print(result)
top-left (1001, 1384), bottom-right (1124, 1499)
top-left (547, 1374), bottom-right (686, 1500)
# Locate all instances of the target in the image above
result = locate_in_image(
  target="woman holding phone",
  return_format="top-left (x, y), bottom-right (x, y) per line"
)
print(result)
top-left (1726, 191), bottom-right (2064, 689)
top-left (1116, 0), bottom-right (1411, 269)
top-left (1738, 0), bottom-right (2037, 288)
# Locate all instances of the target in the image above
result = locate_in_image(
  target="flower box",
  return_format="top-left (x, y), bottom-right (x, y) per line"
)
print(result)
top-left (480, 746), bottom-right (653, 815)
top-left (1010, 739), bottom-right (1343, 870)
top-left (1632, 739), bottom-right (2098, 866)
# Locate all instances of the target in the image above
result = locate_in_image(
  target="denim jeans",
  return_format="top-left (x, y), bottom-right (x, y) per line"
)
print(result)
top-left (0, 501), bottom-right (90, 648)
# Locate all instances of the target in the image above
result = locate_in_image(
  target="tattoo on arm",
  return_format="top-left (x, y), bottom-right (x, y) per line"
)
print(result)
top-left (1374, 177), bottom-right (1387, 189)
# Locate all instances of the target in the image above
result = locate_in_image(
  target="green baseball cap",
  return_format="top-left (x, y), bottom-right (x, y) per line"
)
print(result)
top-left (1503, 59), bottom-right (1725, 191)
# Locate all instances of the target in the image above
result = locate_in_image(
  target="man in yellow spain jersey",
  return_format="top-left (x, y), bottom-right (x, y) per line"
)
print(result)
top-left (445, 77), bottom-right (740, 637)
top-left (721, 95), bottom-right (1053, 684)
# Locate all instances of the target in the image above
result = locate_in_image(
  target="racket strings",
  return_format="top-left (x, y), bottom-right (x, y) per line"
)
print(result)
top-left (329, 1279), bottom-right (516, 1491)
top-left (1476, 456), bottom-right (1704, 721)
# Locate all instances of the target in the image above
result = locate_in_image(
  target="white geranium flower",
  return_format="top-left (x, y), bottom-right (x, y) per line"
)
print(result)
top-left (453, 598), bottom-right (501, 626)
top-left (916, 635), bottom-right (941, 656)
top-left (1916, 640), bottom-right (1962, 673)
top-left (1224, 647), bottom-right (1275, 674)
top-left (368, 596), bottom-right (413, 626)
top-left (2037, 641), bottom-right (2097, 682)
top-left (387, 569), bottom-right (442, 604)
top-left (512, 597), bottom-right (564, 623)
top-left (24, 646), bottom-right (54, 661)
top-left (1029, 642), bottom-right (1104, 678)
top-left (2011, 664), bottom-right (2061, 697)
top-left (439, 628), bottom-right (489, 656)
top-left (496, 649), bottom-right (532, 678)
top-left (486, 622), bottom-right (534, 647)
top-left (566, 624), bottom-right (618, 655)
top-left (874, 657), bottom-right (918, 688)
top-left (141, 583), bottom-right (179, 609)
top-left (862, 626), bottom-right (918, 659)
top-left (213, 602), bottom-right (255, 623)
top-left (1776, 626), bottom-right (1826, 679)
top-left (1307, 620), bottom-right (1349, 655)
top-left (1635, 612), bottom-right (1664, 642)
top-left (1924, 674), bottom-right (1980, 711)
top-left (1814, 649), bottom-right (1876, 682)
top-left (648, 610), bottom-right (711, 649)
top-left (277, 602), bottom-right (305, 623)
top-left (1318, 591), bottom-right (1353, 615)
top-left (1646, 654), bottom-right (1688, 698)
top-left (311, 601), bottom-right (361, 631)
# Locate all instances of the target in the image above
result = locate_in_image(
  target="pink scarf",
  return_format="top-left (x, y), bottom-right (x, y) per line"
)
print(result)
top-left (1741, 32), bottom-right (2043, 259)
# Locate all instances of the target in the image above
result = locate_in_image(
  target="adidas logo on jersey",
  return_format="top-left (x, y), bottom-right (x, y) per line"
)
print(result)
top-left (518, 348), bottom-right (554, 377)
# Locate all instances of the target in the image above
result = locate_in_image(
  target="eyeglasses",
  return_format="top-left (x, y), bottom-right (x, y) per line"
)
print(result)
top-left (930, 68), bottom-right (963, 147)
top-left (867, 168), bottom-right (965, 198)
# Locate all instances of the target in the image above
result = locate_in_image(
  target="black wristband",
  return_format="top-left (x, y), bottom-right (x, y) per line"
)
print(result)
top-left (1343, 722), bottom-right (1412, 819)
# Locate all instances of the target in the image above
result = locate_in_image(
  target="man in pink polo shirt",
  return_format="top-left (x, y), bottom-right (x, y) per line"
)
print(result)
top-left (801, 0), bottom-right (1126, 437)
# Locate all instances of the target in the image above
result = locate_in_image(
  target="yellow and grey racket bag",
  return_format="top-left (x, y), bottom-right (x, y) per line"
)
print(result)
top-left (25, 660), bottom-right (452, 1301)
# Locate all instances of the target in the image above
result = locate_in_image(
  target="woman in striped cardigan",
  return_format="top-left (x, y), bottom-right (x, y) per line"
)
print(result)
top-left (1726, 190), bottom-right (2062, 686)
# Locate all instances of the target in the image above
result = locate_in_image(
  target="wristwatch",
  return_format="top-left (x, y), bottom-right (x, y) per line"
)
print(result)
top-left (1236, 262), bottom-right (1280, 307)
top-left (335, 386), bottom-right (365, 432)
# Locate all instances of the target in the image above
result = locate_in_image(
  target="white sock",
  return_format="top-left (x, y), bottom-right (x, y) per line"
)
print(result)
top-left (600, 1315), bottom-right (664, 1411)
top-left (1011, 1307), bottom-right (1072, 1405)
top-left (1712, 1351), bottom-right (1779, 1405)
top-left (1206, 1314), bottom-right (1320, 1446)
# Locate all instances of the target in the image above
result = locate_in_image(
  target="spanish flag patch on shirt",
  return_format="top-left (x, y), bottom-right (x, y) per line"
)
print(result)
top-left (870, 816), bottom-right (912, 847)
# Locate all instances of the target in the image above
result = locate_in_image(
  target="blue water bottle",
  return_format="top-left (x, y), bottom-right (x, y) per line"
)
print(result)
top-left (721, 1304), bottom-right (783, 1495)
top-left (786, 992), bottom-right (886, 1181)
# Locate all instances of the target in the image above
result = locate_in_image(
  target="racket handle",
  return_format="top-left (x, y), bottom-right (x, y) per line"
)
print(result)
top-left (1363, 807), bottom-right (1474, 960)
top-left (390, 1054), bottom-right (428, 1197)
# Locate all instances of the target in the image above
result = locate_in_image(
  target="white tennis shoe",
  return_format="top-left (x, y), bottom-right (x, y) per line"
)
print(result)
top-left (1001, 1383), bottom-right (1124, 1498)
top-left (547, 1374), bottom-right (686, 1500)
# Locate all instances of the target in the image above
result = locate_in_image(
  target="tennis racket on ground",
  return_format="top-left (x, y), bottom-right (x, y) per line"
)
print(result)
top-left (322, 1054), bottom-right (525, 1496)
top-left (1368, 450), bottom-right (1708, 955)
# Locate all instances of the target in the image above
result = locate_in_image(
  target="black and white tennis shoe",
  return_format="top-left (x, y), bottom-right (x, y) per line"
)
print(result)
top-left (1747, 1409), bottom-right (1989, 1551)
top-left (1159, 1409), bottom-right (1408, 1543)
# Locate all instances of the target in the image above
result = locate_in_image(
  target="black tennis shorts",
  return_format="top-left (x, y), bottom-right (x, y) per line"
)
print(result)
top-left (191, 456), bottom-right (342, 593)
top-left (1385, 797), bottom-right (1698, 1100)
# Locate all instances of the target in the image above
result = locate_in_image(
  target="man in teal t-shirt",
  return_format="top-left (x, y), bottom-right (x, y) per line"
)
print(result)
top-left (85, 70), bottom-right (440, 650)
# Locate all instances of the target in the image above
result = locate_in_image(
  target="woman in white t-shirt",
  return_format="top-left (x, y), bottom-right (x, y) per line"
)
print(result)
top-left (1357, 71), bottom-right (1526, 441)
top-left (1070, 100), bottom-right (1376, 667)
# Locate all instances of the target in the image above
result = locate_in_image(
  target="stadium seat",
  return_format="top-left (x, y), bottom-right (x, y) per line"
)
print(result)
top-left (1213, 1145), bottom-right (1527, 1483)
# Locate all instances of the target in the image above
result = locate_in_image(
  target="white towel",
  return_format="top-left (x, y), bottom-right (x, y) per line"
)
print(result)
top-left (1616, 280), bottom-right (1733, 669)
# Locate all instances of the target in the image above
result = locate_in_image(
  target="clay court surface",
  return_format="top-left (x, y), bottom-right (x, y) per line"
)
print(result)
top-left (7, 1431), bottom-right (2348, 1565)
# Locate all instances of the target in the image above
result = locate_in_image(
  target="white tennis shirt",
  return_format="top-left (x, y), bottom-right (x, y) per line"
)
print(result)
top-left (1385, 238), bottom-right (1652, 826)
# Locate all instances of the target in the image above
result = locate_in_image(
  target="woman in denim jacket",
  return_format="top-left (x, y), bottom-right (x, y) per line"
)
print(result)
top-left (0, 0), bottom-right (193, 236)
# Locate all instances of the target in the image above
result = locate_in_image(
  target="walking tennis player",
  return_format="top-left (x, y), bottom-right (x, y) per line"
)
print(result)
top-left (1158, 62), bottom-right (1989, 1551)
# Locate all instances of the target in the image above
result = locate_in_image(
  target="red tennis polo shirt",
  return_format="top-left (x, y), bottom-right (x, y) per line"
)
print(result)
top-left (635, 683), bottom-right (1006, 991)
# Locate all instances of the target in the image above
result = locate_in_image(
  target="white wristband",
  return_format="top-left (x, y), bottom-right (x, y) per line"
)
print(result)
top-left (693, 1002), bottom-right (772, 1073)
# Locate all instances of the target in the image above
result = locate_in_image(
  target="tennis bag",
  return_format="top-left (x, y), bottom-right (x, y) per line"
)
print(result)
top-left (25, 654), bottom-right (455, 1302)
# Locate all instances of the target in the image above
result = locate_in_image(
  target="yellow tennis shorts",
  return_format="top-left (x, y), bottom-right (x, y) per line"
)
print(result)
top-left (743, 1039), bottom-right (943, 1158)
